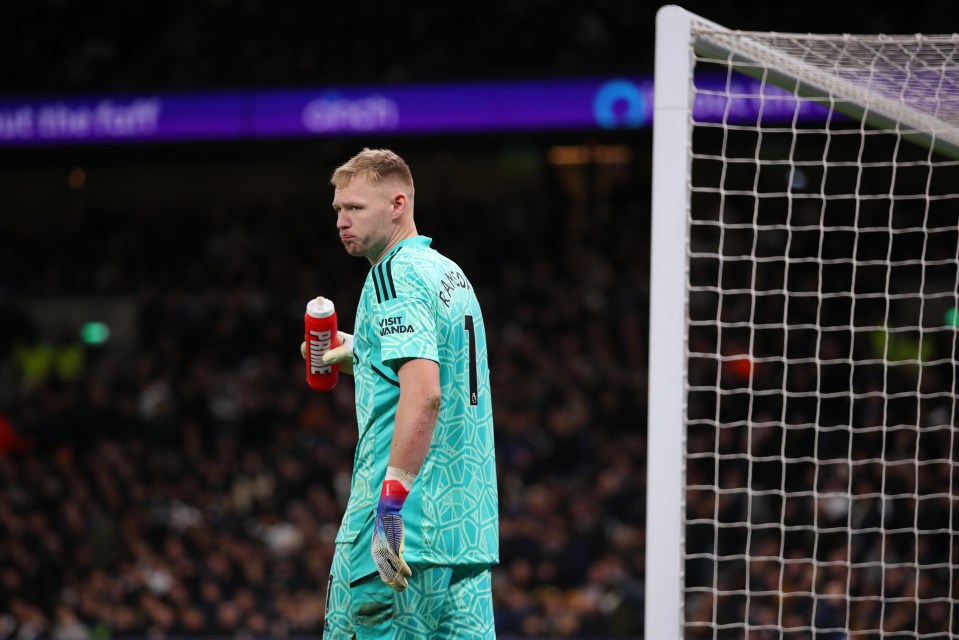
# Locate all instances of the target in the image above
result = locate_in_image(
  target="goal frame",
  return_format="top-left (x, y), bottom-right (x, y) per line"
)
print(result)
top-left (645, 5), bottom-right (698, 638)
top-left (647, 5), bottom-right (959, 637)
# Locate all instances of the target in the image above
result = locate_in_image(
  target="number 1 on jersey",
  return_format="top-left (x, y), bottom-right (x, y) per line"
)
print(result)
top-left (464, 315), bottom-right (478, 405)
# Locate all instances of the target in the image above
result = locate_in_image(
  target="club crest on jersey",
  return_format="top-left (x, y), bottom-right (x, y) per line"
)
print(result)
top-left (379, 315), bottom-right (415, 336)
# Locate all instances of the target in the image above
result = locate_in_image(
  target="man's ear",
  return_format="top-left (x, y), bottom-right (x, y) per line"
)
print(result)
top-left (390, 192), bottom-right (409, 220)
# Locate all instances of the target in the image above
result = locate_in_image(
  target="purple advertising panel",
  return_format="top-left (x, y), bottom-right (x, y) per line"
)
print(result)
top-left (255, 77), bottom-right (653, 137)
top-left (0, 74), bottom-right (829, 146)
top-left (0, 77), bottom-right (653, 146)
top-left (0, 93), bottom-right (244, 145)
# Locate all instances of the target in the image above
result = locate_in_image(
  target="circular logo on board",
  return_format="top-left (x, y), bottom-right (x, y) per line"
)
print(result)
top-left (593, 80), bottom-right (647, 129)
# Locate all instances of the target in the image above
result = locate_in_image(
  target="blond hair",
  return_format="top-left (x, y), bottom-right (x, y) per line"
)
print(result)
top-left (330, 148), bottom-right (414, 193)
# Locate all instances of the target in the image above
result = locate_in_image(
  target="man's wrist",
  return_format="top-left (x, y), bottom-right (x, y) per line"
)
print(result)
top-left (377, 466), bottom-right (417, 515)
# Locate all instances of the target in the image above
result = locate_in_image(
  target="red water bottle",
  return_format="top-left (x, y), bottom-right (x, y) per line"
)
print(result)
top-left (304, 297), bottom-right (339, 391)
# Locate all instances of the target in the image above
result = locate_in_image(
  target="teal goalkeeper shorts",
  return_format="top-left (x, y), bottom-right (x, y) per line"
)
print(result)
top-left (323, 542), bottom-right (495, 639)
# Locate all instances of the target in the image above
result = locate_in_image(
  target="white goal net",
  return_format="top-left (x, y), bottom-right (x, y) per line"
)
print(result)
top-left (648, 6), bottom-right (959, 639)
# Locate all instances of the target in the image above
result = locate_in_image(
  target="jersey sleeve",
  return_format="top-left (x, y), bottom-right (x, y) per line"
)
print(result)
top-left (373, 259), bottom-right (437, 370)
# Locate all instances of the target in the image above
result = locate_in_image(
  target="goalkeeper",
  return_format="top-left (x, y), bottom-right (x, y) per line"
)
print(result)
top-left (303, 148), bottom-right (499, 639)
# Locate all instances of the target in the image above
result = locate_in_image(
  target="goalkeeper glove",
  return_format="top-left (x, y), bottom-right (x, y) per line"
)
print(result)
top-left (372, 467), bottom-right (415, 591)
top-left (300, 331), bottom-right (353, 364)
top-left (322, 331), bottom-right (354, 366)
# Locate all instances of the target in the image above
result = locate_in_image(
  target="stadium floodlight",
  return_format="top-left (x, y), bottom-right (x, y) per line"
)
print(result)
top-left (648, 5), bottom-right (959, 638)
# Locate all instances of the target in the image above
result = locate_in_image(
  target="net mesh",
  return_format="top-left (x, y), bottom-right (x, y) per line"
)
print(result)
top-left (695, 30), bottom-right (959, 151)
top-left (684, 28), bottom-right (959, 639)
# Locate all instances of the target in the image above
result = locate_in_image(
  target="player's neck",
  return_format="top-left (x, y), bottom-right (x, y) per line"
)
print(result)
top-left (370, 226), bottom-right (418, 265)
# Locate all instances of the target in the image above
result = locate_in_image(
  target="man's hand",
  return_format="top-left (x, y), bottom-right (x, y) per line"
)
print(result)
top-left (372, 475), bottom-right (414, 591)
top-left (372, 511), bottom-right (412, 592)
top-left (322, 331), bottom-right (354, 366)
top-left (300, 331), bottom-right (354, 375)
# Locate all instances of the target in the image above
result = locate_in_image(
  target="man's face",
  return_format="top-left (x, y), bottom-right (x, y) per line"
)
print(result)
top-left (332, 175), bottom-right (396, 261)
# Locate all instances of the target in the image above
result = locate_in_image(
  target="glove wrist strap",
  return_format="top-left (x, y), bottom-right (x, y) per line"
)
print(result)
top-left (378, 466), bottom-right (416, 515)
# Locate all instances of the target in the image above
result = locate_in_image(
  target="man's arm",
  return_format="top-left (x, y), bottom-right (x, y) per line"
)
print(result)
top-left (371, 357), bottom-right (440, 591)
top-left (391, 358), bottom-right (441, 472)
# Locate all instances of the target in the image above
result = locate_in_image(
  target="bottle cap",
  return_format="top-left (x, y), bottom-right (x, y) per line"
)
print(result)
top-left (306, 297), bottom-right (335, 319)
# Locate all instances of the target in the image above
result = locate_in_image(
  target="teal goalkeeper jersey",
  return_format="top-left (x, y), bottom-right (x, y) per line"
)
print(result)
top-left (336, 235), bottom-right (499, 575)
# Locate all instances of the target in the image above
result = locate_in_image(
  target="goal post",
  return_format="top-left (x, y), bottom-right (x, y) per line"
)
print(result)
top-left (648, 5), bottom-right (959, 638)
top-left (646, 6), bottom-right (698, 639)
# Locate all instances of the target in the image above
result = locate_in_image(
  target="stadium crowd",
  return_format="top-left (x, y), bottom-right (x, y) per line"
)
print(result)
top-left (0, 0), bottom-right (937, 99)
top-left (0, 171), bottom-right (650, 638)
top-left (5, 150), bottom-right (956, 639)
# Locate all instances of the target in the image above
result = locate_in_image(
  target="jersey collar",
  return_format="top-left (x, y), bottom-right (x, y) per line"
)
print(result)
top-left (378, 235), bottom-right (432, 263)
top-left (397, 235), bottom-right (432, 250)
